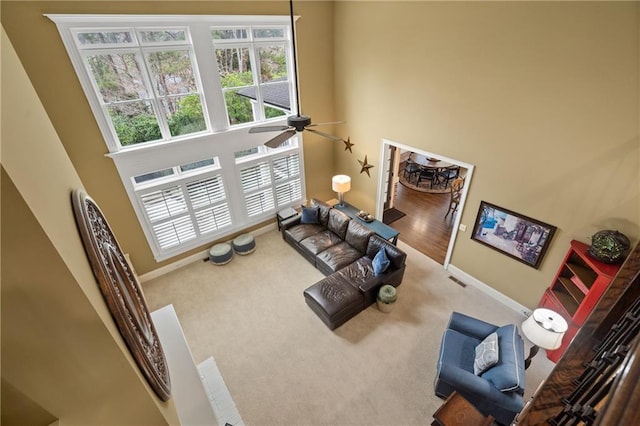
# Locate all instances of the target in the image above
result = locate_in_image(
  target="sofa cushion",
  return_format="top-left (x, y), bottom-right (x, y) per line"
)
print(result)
top-left (366, 235), bottom-right (406, 270)
top-left (300, 206), bottom-right (319, 224)
top-left (344, 219), bottom-right (374, 254)
top-left (284, 223), bottom-right (324, 243)
top-left (300, 230), bottom-right (343, 256)
top-left (303, 273), bottom-right (363, 330)
top-left (337, 257), bottom-right (377, 289)
top-left (474, 332), bottom-right (499, 375)
top-left (372, 248), bottom-right (391, 276)
top-left (436, 329), bottom-right (481, 376)
top-left (310, 199), bottom-right (331, 227)
top-left (327, 209), bottom-right (350, 240)
top-left (316, 241), bottom-right (364, 274)
top-left (481, 324), bottom-right (525, 392)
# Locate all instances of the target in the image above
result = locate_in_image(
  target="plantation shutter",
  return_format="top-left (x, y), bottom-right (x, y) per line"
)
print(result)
top-left (137, 172), bottom-right (232, 251)
top-left (186, 176), bottom-right (232, 234)
top-left (273, 153), bottom-right (301, 205)
top-left (140, 186), bottom-right (196, 249)
top-left (240, 161), bottom-right (275, 217)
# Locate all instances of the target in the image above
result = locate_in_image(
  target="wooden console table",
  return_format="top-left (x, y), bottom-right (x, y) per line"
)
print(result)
top-left (432, 392), bottom-right (494, 426)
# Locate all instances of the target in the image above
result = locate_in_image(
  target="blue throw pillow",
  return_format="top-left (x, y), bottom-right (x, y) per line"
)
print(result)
top-left (372, 248), bottom-right (390, 276)
top-left (300, 206), bottom-right (319, 224)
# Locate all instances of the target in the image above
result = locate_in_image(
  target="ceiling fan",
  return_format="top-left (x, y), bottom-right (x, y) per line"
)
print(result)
top-left (248, 0), bottom-right (344, 148)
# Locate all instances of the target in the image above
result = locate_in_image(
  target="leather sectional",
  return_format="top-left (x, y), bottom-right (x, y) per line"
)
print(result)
top-left (281, 199), bottom-right (407, 329)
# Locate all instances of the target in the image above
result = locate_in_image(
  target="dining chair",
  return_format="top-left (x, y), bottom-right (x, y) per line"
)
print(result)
top-left (445, 177), bottom-right (464, 218)
top-left (437, 165), bottom-right (460, 188)
top-left (403, 159), bottom-right (422, 184)
top-left (417, 167), bottom-right (438, 188)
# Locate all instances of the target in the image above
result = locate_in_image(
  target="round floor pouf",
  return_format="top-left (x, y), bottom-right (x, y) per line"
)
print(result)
top-left (232, 233), bottom-right (256, 255)
top-left (209, 243), bottom-right (233, 265)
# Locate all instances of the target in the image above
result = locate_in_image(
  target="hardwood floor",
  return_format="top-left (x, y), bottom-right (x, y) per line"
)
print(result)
top-left (387, 182), bottom-right (456, 264)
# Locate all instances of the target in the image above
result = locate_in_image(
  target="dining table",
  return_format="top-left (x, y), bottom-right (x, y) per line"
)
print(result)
top-left (409, 154), bottom-right (453, 170)
top-left (405, 153), bottom-right (458, 189)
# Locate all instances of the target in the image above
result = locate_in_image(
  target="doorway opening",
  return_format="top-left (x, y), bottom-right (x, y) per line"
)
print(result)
top-left (375, 139), bottom-right (474, 268)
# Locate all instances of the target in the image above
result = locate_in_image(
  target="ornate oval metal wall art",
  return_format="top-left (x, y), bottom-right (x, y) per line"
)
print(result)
top-left (71, 189), bottom-right (171, 401)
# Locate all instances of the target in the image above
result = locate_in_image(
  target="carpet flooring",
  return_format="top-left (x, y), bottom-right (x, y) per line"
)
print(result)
top-left (143, 230), bottom-right (554, 425)
top-left (382, 207), bottom-right (406, 225)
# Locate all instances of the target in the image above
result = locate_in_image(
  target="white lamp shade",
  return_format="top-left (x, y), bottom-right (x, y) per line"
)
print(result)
top-left (332, 175), bottom-right (351, 193)
top-left (522, 308), bottom-right (568, 350)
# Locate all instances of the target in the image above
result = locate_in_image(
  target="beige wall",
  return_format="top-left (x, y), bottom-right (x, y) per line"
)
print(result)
top-left (333, 1), bottom-right (640, 308)
top-left (1, 1), bottom-right (336, 275)
top-left (1, 28), bottom-right (178, 425)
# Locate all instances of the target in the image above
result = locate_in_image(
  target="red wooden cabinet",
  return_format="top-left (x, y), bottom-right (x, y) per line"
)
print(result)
top-left (537, 240), bottom-right (621, 362)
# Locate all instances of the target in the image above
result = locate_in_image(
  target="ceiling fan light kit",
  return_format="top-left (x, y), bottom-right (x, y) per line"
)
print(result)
top-left (249, 0), bottom-right (346, 148)
top-left (287, 115), bottom-right (312, 131)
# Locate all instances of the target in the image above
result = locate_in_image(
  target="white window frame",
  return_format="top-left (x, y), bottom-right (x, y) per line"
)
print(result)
top-left (48, 14), bottom-right (305, 261)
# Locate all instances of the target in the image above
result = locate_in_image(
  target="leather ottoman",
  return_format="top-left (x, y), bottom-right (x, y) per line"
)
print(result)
top-left (303, 274), bottom-right (363, 330)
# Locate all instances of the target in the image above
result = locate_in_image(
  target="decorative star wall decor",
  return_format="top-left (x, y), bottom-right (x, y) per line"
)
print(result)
top-left (358, 155), bottom-right (374, 177)
top-left (343, 137), bottom-right (354, 153)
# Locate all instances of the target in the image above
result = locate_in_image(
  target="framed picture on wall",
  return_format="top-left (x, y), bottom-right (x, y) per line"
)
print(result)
top-left (471, 201), bottom-right (557, 269)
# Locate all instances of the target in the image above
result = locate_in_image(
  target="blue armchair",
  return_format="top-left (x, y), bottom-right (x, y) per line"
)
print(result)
top-left (434, 312), bottom-right (526, 425)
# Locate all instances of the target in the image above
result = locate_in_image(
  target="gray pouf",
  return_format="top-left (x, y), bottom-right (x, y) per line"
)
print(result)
top-left (232, 234), bottom-right (256, 255)
top-left (209, 243), bottom-right (233, 265)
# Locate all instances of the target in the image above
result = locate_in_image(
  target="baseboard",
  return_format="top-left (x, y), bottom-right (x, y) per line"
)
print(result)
top-left (446, 264), bottom-right (532, 318)
top-left (139, 223), bottom-right (277, 283)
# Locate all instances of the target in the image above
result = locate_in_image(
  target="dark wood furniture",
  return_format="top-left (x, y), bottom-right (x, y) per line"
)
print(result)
top-left (516, 240), bottom-right (640, 425)
top-left (536, 240), bottom-right (621, 361)
top-left (432, 392), bottom-right (495, 426)
top-left (277, 206), bottom-right (298, 231)
top-left (72, 189), bottom-right (171, 401)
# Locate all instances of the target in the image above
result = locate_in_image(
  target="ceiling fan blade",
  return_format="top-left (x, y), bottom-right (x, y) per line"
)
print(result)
top-left (306, 120), bottom-right (345, 127)
top-left (305, 128), bottom-right (344, 142)
top-left (264, 129), bottom-right (297, 148)
top-left (249, 125), bottom-right (292, 134)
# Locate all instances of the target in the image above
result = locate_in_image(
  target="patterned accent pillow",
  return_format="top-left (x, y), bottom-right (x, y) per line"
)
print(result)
top-left (474, 332), bottom-right (499, 375)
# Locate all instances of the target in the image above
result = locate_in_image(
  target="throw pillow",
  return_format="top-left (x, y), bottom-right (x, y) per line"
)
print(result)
top-left (481, 324), bottom-right (525, 392)
top-left (372, 248), bottom-right (390, 276)
top-left (300, 206), bottom-right (319, 224)
top-left (474, 332), bottom-right (499, 375)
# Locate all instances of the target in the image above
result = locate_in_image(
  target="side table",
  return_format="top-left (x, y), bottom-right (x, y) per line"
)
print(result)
top-left (432, 392), bottom-right (494, 426)
top-left (277, 207), bottom-right (298, 231)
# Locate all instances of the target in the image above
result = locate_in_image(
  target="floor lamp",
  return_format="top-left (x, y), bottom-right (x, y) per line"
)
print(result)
top-left (521, 308), bottom-right (568, 369)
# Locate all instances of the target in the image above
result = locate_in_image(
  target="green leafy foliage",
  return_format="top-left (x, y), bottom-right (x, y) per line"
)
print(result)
top-left (112, 113), bottom-right (162, 146)
top-left (168, 95), bottom-right (206, 136)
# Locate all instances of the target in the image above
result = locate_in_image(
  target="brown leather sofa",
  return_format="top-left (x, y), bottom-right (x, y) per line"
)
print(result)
top-left (281, 199), bottom-right (407, 329)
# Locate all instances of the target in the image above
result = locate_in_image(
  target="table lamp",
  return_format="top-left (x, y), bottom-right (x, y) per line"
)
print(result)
top-left (521, 308), bottom-right (568, 369)
top-left (332, 175), bottom-right (351, 206)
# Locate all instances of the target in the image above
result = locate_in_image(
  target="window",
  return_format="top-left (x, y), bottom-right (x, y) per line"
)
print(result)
top-left (237, 150), bottom-right (302, 218)
top-left (77, 28), bottom-right (207, 147)
top-left (214, 26), bottom-right (291, 126)
top-left (49, 15), bottom-right (305, 261)
top-left (54, 17), bottom-right (296, 152)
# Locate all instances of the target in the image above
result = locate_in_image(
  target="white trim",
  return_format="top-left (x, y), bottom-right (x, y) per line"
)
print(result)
top-left (46, 14), bottom-right (291, 25)
top-left (378, 138), bottom-right (475, 269)
top-left (446, 264), bottom-right (532, 317)
top-left (138, 222), bottom-right (276, 282)
top-left (150, 304), bottom-right (218, 425)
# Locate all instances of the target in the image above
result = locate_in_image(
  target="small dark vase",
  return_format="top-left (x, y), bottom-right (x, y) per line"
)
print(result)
top-left (587, 230), bottom-right (631, 264)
